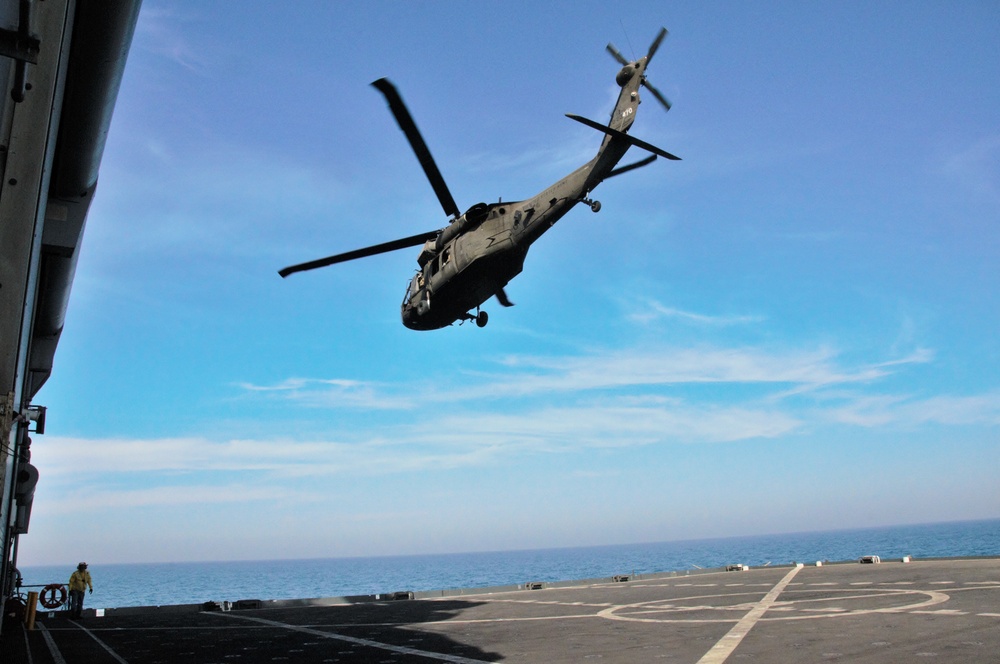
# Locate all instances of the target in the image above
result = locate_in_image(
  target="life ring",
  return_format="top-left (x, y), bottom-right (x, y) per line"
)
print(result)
top-left (39, 583), bottom-right (67, 609)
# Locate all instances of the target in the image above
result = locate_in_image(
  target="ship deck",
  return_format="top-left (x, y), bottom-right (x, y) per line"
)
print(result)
top-left (4, 557), bottom-right (1000, 663)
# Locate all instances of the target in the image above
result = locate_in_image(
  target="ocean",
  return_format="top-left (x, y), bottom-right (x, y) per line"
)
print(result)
top-left (18, 518), bottom-right (1000, 610)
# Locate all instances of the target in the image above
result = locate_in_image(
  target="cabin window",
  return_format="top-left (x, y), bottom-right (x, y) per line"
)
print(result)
top-left (404, 273), bottom-right (421, 305)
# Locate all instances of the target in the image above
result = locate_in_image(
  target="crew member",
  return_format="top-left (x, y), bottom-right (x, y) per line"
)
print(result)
top-left (68, 562), bottom-right (93, 618)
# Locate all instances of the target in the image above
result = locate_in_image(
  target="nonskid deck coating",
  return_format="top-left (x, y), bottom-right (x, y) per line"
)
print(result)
top-left (11, 558), bottom-right (1000, 663)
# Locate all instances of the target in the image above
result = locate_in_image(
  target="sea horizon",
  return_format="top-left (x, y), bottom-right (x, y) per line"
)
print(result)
top-left (23, 516), bottom-right (1000, 568)
top-left (19, 517), bottom-right (1000, 609)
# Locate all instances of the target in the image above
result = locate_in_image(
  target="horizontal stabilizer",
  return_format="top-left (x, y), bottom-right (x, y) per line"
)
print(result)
top-left (566, 114), bottom-right (681, 160)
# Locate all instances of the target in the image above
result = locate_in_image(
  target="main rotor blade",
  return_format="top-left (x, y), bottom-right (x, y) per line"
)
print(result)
top-left (606, 42), bottom-right (629, 66)
top-left (646, 27), bottom-right (668, 63)
top-left (279, 230), bottom-right (439, 278)
top-left (607, 154), bottom-right (657, 178)
top-left (642, 79), bottom-right (672, 111)
top-left (371, 78), bottom-right (461, 220)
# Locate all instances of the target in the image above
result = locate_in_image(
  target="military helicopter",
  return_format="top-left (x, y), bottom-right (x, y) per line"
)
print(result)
top-left (279, 28), bottom-right (680, 330)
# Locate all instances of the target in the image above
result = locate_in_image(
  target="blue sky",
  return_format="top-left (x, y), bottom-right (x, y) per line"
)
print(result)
top-left (20, 1), bottom-right (1000, 565)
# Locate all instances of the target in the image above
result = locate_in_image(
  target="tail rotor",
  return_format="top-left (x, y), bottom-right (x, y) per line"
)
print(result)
top-left (606, 27), bottom-right (673, 112)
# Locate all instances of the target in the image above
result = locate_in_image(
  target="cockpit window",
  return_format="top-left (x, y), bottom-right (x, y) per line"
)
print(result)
top-left (404, 273), bottom-right (421, 304)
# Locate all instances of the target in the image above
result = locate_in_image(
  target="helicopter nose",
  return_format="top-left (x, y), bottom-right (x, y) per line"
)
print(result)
top-left (401, 306), bottom-right (418, 329)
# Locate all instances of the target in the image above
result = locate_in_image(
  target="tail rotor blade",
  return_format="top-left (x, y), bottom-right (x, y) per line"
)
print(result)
top-left (606, 42), bottom-right (630, 66)
top-left (641, 28), bottom-right (672, 112)
top-left (372, 78), bottom-right (461, 220)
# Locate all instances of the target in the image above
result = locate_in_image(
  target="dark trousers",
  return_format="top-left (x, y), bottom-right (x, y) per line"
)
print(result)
top-left (69, 589), bottom-right (85, 617)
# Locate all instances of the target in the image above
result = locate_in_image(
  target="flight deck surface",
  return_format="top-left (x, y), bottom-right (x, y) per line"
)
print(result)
top-left (8, 558), bottom-right (1000, 663)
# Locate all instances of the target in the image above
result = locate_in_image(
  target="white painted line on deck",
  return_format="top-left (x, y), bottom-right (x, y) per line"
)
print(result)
top-left (695, 565), bottom-right (802, 664)
top-left (21, 622), bottom-right (34, 664)
top-left (69, 619), bottom-right (130, 664)
top-left (488, 598), bottom-right (613, 608)
top-left (214, 611), bottom-right (490, 664)
top-left (912, 610), bottom-right (967, 615)
top-left (35, 623), bottom-right (67, 664)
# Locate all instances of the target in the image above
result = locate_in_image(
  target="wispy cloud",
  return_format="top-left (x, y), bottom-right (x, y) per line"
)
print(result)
top-left (36, 397), bottom-right (801, 487)
top-left (39, 385), bottom-right (1000, 501)
top-left (236, 344), bottom-right (933, 410)
top-left (41, 484), bottom-right (307, 514)
top-left (628, 300), bottom-right (765, 326)
top-left (942, 134), bottom-right (1000, 200)
top-left (234, 378), bottom-right (414, 410)
top-left (41, 343), bottom-right (971, 482)
top-left (28, 340), bottom-right (1000, 531)
top-left (414, 401), bottom-right (803, 449)
top-left (823, 391), bottom-right (1000, 428)
top-left (136, 8), bottom-right (212, 75)
top-left (36, 437), bottom-right (343, 476)
top-left (873, 348), bottom-right (934, 369)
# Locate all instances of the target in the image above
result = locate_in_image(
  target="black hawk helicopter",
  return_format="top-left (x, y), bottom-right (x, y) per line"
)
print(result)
top-left (279, 28), bottom-right (680, 330)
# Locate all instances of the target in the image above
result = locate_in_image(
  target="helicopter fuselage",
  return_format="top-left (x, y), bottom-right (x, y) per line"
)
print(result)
top-left (401, 159), bottom-right (601, 329)
top-left (400, 80), bottom-right (639, 330)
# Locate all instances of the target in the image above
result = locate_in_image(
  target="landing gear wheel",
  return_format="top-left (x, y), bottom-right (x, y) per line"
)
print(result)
top-left (590, 200), bottom-right (601, 213)
top-left (476, 311), bottom-right (489, 328)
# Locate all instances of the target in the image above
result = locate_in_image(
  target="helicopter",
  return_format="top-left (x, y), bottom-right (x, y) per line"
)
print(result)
top-left (279, 28), bottom-right (680, 330)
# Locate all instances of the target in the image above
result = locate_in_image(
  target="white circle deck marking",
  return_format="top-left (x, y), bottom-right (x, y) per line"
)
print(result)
top-left (599, 586), bottom-right (951, 624)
